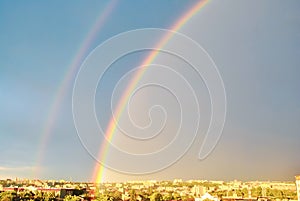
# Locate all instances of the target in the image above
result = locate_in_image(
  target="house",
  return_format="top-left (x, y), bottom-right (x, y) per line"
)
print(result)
top-left (195, 192), bottom-right (219, 201)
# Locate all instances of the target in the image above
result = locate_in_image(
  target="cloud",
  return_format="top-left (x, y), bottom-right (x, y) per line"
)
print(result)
top-left (0, 166), bottom-right (38, 179)
top-left (0, 166), bottom-right (37, 172)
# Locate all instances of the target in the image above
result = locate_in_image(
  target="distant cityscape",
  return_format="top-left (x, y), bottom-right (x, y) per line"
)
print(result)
top-left (0, 175), bottom-right (299, 201)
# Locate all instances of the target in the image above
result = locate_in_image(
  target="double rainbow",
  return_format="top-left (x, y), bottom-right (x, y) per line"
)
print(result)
top-left (36, 0), bottom-right (210, 181)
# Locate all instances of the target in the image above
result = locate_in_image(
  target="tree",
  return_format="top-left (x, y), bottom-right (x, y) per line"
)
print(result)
top-left (162, 192), bottom-right (173, 201)
top-left (241, 188), bottom-right (248, 197)
top-left (172, 192), bottom-right (181, 201)
top-left (44, 192), bottom-right (56, 201)
top-left (150, 192), bottom-right (162, 201)
top-left (113, 191), bottom-right (122, 201)
top-left (0, 191), bottom-right (14, 201)
top-left (181, 195), bottom-right (194, 201)
top-left (96, 193), bottom-right (109, 201)
top-left (251, 187), bottom-right (262, 197)
top-left (129, 190), bottom-right (136, 201)
top-left (64, 195), bottom-right (81, 201)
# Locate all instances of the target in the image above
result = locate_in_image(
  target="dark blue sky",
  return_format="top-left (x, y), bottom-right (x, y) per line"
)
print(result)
top-left (0, 0), bottom-right (300, 182)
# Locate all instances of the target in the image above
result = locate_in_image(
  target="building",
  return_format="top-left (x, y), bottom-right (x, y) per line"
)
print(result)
top-left (195, 193), bottom-right (219, 201)
top-left (192, 185), bottom-right (206, 197)
top-left (60, 188), bottom-right (87, 198)
top-left (296, 175), bottom-right (300, 201)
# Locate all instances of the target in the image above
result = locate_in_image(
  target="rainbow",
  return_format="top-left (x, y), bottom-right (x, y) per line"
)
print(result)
top-left (92, 0), bottom-right (210, 183)
top-left (35, 0), bottom-right (118, 177)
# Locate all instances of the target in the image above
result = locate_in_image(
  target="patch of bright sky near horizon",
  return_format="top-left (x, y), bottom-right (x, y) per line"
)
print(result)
top-left (0, 0), bottom-right (300, 181)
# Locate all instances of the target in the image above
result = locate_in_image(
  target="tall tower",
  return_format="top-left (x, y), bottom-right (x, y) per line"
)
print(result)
top-left (296, 175), bottom-right (300, 201)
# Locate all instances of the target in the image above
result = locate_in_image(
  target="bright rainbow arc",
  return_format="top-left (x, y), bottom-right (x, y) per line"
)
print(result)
top-left (93, 0), bottom-right (210, 183)
top-left (35, 0), bottom-right (118, 178)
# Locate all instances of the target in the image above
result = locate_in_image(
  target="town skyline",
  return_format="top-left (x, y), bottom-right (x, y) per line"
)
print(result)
top-left (1, 176), bottom-right (299, 201)
top-left (1, 1), bottom-right (300, 182)
top-left (1, 177), bottom-right (300, 183)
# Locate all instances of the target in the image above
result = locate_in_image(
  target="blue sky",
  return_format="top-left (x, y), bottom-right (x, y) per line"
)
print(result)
top-left (0, 0), bottom-right (300, 182)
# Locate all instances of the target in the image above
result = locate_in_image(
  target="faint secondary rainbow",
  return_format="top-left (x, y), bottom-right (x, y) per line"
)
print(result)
top-left (35, 0), bottom-right (118, 178)
top-left (93, 0), bottom-right (210, 183)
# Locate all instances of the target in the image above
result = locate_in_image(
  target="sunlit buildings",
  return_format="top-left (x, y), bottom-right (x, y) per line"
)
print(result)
top-left (296, 175), bottom-right (300, 201)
